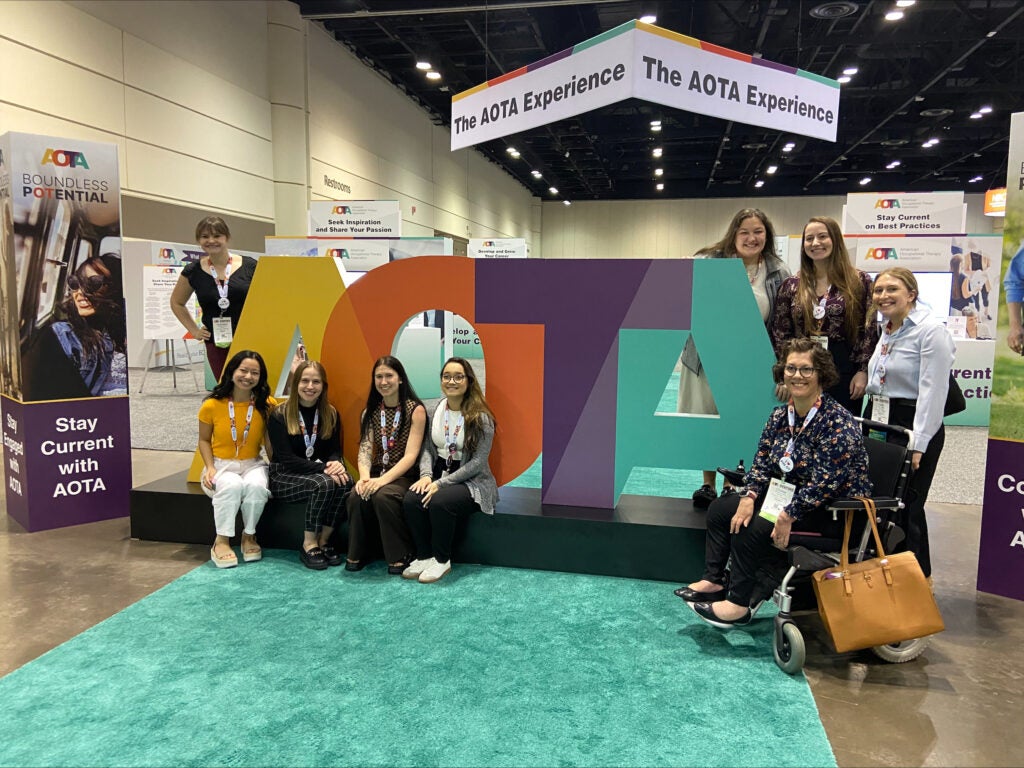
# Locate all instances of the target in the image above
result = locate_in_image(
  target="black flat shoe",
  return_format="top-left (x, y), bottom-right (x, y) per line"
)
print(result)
top-left (345, 559), bottom-right (367, 572)
top-left (300, 546), bottom-right (329, 571)
top-left (387, 561), bottom-right (410, 575)
top-left (321, 545), bottom-right (343, 567)
top-left (689, 601), bottom-right (753, 630)
top-left (674, 586), bottom-right (727, 602)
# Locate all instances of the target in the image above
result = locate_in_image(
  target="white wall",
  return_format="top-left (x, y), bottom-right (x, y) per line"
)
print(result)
top-left (540, 194), bottom-right (998, 259)
top-left (305, 24), bottom-right (538, 244)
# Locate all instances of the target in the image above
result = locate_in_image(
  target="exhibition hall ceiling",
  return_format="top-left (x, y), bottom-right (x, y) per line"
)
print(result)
top-left (294, 0), bottom-right (1024, 201)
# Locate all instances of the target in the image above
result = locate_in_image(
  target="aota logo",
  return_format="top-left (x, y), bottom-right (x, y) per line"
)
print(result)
top-left (332, 205), bottom-right (351, 215)
top-left (865, 248), bottom-right (898, 260)
top-left (874, 199), bottom-right (901, 209)
top-left (483, 241), bottom-right (495, 247)
top-left (326, 249), bottom-right (349, 259)
top-left (41, 148), bottom-right (90, 169)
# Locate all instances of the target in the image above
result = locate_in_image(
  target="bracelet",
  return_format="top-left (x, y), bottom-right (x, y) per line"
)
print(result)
top-left (745, 490), bottom-right (758, 500)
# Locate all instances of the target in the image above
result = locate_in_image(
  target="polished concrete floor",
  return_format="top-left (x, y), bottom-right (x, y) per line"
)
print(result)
top-left (1, 449), bottom-right (1023, 767)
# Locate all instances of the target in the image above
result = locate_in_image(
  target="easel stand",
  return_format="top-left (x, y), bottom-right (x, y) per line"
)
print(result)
top-left (137, 338), bottom-right (202, 393)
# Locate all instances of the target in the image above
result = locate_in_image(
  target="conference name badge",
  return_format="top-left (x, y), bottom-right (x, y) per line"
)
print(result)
top-left (758, 477), bottom-right (796, 523)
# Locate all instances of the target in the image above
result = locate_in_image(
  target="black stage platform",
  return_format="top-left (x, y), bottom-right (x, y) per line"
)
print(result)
top-left (130, 471), bottom-right (707, 582)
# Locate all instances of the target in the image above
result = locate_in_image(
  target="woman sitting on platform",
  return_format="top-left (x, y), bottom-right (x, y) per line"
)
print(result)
top-left (199, 350), bottom-right (274, 569)
top-left (677, 338), bottom-right (871, 628)
top-left (267, 360), bottom-right (352, 570)
top-left (401, 357), bottom-right (498, 583)
top-left (345, 356), bottom-right (427, 574)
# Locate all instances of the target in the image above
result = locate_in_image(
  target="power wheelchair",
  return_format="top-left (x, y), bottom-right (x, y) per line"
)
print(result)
top-left (719, 417), bottom-right (928, 674)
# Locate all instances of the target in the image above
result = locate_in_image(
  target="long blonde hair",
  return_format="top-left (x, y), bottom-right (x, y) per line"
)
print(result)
top-left (280, 360), bottom-right (337, 438)
top-left (797, 216), bottom-right (865, 340)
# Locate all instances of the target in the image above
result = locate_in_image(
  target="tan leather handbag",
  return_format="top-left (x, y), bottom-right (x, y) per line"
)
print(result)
top-left (812, 498), bottom-right (944, 653)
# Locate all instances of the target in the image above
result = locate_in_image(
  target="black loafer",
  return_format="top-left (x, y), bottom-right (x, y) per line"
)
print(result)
top-left (674, 586), bottom-right (727, 602)
top-left (321, 545), bottom-right (344, 567)
top-left (300, 546), bottom-right (329, 571)
top-left (387, 561), bottom-right (410, 575)
top-left (689, 601), bottom-right (752, 629)
top-left (345, 559), bottom-right (367, 572)
top-left (691, 484), bottom-right (718, 510)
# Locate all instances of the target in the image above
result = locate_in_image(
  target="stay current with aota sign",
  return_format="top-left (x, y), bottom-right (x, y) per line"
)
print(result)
top-left (40, 417), bottom-right (115, 497)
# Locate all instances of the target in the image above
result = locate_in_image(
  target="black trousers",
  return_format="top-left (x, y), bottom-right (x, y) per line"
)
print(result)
top-left (269, 466), bottom-right (351, 534)
top-left (346, 476), bottom-right (414, 564)
top-left (702, 493), bottom-right (844, 605)
top-left (864, 398), bottom-right (943, 577)
top-left (403, 484), bottom-right (479, 564)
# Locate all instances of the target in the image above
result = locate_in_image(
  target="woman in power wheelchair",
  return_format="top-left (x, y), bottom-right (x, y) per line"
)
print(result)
top-left (676, 338), bottom-right (871, 628)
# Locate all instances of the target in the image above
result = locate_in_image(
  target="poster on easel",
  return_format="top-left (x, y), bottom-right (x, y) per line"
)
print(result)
top-left (0, 131), bottom-right (131, 532)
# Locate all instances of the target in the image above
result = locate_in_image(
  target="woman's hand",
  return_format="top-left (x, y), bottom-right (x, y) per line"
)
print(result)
top-left (324, 461), bottom-right (349, 484)
top-left (771, 511), bottom-right (794, 550)
top-left (410, 476), bottom-right (433, 494)
top-left (354, 478), bottom-right (371, 498)
top-left (421, 482), bottom-right (440, 507)
top-left (911, 450), bottom-right (922, 471)
top-left (359, 478), bottom-right (383, 499)
top-left (730, 496), bottom-right (755, 533)
top-left (775, 383), bottom-right (789, 402)
top-left (202, 466), bottom-right (217, 490)
top-left (850, 371), bottom-right (868, 400)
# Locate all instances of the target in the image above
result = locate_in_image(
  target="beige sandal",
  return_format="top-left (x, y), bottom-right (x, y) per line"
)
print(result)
top-left (210, 545), bottom-right (238, 569)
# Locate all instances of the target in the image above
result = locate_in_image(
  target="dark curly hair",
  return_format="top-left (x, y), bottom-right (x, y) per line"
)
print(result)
top-left (207, 350), bottom-right (272, 417)
top-left (772, 337), bottom-right (839, 390)
top-left (61, 253), bottom-right (126, 360)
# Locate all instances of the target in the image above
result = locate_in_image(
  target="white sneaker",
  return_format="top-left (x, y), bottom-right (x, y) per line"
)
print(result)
top-left (402, 558), bottom-right (432, 580)
top-left (418, 558), bottom-right (452, 583)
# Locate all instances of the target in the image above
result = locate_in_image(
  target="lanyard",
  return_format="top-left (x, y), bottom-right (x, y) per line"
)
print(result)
top-left (209, 258), bottom-right (233, 312)
top-left (443, 404), bottom-right (464, 469)
top-left (298, 407), bottom-right (319, 458)
top-left (227, 396), bottom-right (254, 457)
top-left (379, 404), bottom-right (402, 466)
top-left (780, 395), bottom-right (821, 473)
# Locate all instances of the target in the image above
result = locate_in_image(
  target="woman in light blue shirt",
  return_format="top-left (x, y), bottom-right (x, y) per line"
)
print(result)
top-left (864, 267), bottom-right (955, 578)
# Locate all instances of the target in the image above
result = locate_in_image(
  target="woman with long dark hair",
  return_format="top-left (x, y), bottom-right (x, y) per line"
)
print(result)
top-left (401, 357), bottom-right (498, 583)
top-left (770, 216), bottom-right (877, 414)
top-left (23, 253), bottom-right (127, 399)
top-left (682, 208), bottom-right (791, 509)
top-left (345, 355), bottom-right (427, 574)
top-left (267, 360), bottom-right (352, 570)
top-left (199, 350), bottom-right (274, 569)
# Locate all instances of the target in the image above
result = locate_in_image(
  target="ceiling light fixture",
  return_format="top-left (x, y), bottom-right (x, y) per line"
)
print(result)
top-left (639, 14), bottom-right (657, 24)
top-left (859, 177), bottom-right (872, 185)
top-left (506, 146), bottom-right (518, 155)
top-left (650, 120), bottom-right (661, 127)
top-left (766, 165), bottom-right (778, 174)
top-left (842, 67), bottom-right (859, 76)
top-left (652, 147), bottom-right (663, 158)
top-left (656, 183), bottom-right (664, 191)
top-left (837, 76), bottom-right (851, 84)
top-left (654, 168), bottom-right (664, 177)
top-left (896, 0), bottom-right (915, 6)
top-left (885, 11), bottom-right (904, 21)
top-left (548, 186), bottom-right (559, 195)
top-left (426, 71), bottom-right (441, 80)
top-left (970, 112), bottom-right (983, 119)
top-left (563, 200), bottom-right (572, 206)
top-left (754, 180), bottom-right (764, 188)
top-left (979, 106), bottom-right (993, 114)
top-left (531, 170), bottom-right (542, 178)
top-left (650, 124), bottom-right (662, 132)
top-left (416, 61), bottom-right (431, 70)
top-left (969, 176), bottom-right (984, 183)
top-left (886, 160), bottom-right (901, 169)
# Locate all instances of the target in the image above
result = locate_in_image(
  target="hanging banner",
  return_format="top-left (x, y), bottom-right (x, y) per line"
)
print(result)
top-left (308, 200), bottom-right (401, 237)
top-left (451, 20), bottom-right (840, 151)
top-left (469, 238), bottom-right (527, 258)
top-left (979, 110), bottom-right (1024, 602)
top-left (843, 191), bottom-right (966, 235)
top-left (0, 131), bottom-right (131, 532)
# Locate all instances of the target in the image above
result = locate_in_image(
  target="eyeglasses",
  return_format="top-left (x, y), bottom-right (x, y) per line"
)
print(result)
top-left (784, 365), bottom-right (817, 377)
top-left (68, 274), bottom-right (108, 293)
top-left (441, 373), bottom-right (466, 383)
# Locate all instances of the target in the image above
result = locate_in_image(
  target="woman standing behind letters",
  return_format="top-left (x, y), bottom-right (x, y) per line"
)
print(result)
top-left (170, 216), bottom-right (257, 380)
top-left (770, 216), bottom-right (877, 415)
top-left (682, 208), bottom-right (791, 509)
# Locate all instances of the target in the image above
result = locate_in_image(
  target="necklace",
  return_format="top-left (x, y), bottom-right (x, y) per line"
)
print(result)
top-left (744, 257), bottom-right (762, 286)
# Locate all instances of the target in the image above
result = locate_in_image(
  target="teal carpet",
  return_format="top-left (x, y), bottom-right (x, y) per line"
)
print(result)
top-left (0, 554), bottom-right (835, 767)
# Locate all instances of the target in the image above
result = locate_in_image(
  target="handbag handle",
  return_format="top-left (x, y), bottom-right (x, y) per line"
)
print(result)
top-left (838, 497), bottom-right (887, 572)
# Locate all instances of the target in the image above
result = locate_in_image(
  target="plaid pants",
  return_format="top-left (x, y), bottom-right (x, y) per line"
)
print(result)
top-left (269, 465), bottom-right (351, 533)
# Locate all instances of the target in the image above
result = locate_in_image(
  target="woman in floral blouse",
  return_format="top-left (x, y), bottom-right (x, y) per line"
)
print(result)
top-left (770, 216), bottom-right (878, 415)
top-left (676, 338), bottom-right (871, 629)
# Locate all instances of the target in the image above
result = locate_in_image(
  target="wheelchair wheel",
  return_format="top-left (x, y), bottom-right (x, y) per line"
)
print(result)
top-left (774, 622), bottom-right (806, 674)
top-left (871, 636), bottom-right (930, 663)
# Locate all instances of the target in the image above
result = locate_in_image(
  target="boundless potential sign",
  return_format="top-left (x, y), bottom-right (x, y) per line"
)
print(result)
top-left (451, 20), bottom-right (840, 150)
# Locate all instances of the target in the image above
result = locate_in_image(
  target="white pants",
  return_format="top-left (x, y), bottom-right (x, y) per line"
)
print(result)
top-left (203, 458), bottom-right (271, 538)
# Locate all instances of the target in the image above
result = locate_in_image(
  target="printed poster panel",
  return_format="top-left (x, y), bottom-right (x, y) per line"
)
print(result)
top-left (308, 200), bottom-right (401, 237)
top-left (0, 131), bottom-right (131, 532)
top-left (264, 237), bottom-right (452, 273)
top-left (979, 110), bottom-right (1024, 601)
top-left (451, 22), bottom-right (839, 151)
top-left (142, 265), bottom-right (191, 340)
top-left (843, 191), bottom-right (966, 235)
top-left (469, 238), bottom-right (527, 258)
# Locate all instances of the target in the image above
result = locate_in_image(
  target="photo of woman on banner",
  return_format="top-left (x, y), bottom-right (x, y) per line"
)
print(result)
top-left (170, 216), bottom-right (258, 380)
top-left (22, 252), bottom-right (128, 400)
